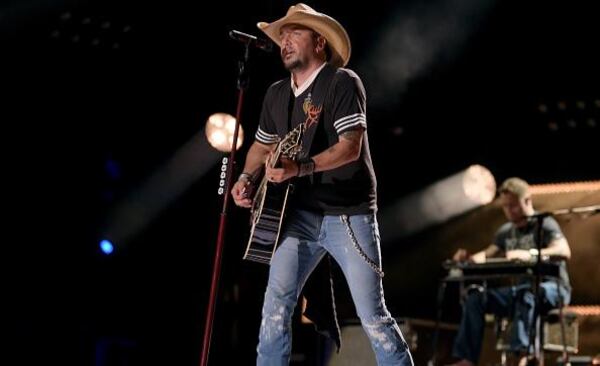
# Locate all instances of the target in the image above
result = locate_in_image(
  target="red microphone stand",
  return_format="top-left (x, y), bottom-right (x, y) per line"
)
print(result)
top-left (199, 42), bottom-right (251, 366)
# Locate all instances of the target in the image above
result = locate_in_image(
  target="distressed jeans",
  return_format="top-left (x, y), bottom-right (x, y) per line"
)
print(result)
top-left (257, 209), bottom-right (414, 366)
top-left (452, 281), bottom-right (571, 364)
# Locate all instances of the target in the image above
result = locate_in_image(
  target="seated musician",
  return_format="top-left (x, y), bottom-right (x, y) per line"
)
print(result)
top-left (448, 177), bottom-right (572, 366)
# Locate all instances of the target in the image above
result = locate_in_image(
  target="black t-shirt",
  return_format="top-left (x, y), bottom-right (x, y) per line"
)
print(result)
top-left (255, 63), bottom-right (377, 215)
top-left (494, 216), bottom-right (571, 289)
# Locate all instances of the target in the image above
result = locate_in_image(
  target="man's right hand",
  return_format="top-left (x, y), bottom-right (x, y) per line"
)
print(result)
top-left (231, 180), bottom-right (253, 208)
top-left (452, 248), bottom-right (470, 262)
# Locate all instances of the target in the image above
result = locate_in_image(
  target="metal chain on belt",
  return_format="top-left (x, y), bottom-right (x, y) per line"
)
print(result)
top-left (340, 215), bottom-right (384, 278)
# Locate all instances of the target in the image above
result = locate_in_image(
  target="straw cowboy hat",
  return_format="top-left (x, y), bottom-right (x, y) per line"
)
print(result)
top-left (257, 3), bottom-right (351, 68)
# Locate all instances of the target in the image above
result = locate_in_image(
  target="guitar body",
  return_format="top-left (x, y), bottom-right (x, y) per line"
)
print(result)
top-left (242, 123), bottom-right (305, 265)
top-left (243, 178), bottom-right (292, 264)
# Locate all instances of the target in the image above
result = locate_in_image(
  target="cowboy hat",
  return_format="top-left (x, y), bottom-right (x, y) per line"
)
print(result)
top-left (257, 3), bottom-right (351, 68)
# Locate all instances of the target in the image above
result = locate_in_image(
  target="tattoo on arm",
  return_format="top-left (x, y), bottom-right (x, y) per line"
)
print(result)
top-left (340, 130), bottom-right (363, 143)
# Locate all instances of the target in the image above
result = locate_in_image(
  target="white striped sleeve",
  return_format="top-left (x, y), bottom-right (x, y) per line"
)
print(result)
top-left (255, 127), bottom-right (280, 144)
top-left (334, 113), bottom-right (367, 134)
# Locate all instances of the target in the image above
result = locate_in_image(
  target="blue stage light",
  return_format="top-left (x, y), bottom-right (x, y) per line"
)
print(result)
top-left (99, 239), bottom-right (114, 255)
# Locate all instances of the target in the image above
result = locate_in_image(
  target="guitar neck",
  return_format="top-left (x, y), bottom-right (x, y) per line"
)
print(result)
top-left (268, 145), bottom-right (285, 168)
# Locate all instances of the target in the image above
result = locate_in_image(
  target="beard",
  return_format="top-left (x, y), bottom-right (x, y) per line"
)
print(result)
top-left (284, 59), bottom-right (301, 71)
top-left (281, 52), bottom-right (304, 71)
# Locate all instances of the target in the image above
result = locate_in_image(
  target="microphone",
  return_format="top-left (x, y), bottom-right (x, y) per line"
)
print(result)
top-left (229, 30), bottom-right (273, 52)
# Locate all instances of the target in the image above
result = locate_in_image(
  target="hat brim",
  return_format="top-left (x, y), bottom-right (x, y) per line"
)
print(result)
top-left (258, 12), bottom-right (351, 68)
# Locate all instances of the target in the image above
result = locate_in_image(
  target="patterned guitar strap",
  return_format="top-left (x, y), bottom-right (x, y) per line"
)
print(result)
top-left (291, 64), bottom-right (335, 160)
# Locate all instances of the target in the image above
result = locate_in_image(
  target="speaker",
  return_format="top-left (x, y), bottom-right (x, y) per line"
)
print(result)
top-left (543, 310), bottom-right (579, 354)
top-left (327, 324), bottom-right (376, 366)
top-left (324, 319), bottom-right (417, 366)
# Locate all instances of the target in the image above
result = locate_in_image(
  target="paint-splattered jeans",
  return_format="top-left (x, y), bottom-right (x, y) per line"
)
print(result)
top-left (256, 209), bottom-right (414, 366)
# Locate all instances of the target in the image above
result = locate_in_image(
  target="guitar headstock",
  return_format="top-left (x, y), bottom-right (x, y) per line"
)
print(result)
top-left (278, 123), bottom-right (305, 160)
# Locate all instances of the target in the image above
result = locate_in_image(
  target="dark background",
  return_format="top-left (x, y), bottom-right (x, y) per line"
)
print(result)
top-left (4, 0), bottom-right (599, 365)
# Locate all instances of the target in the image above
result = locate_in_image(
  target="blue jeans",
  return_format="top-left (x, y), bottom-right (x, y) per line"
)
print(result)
top-left (452, 281), bottom-right (571, 364)
top-left (256, 209), bottom-right (414, 366)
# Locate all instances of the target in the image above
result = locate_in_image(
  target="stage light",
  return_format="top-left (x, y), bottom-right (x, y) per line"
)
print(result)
top-left (379, 164), bottom-right (497, 242)
top-left (205, 113), bottom-right (243, 153)
top-left (557, 101), bottom-right (567, 110)
top-left (99, 239), bottom-right (114, 255)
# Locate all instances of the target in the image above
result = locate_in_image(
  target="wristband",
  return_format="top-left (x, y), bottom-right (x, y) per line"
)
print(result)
top-left (297, 158), bottom-right (315, 177)
top-left (238, 172), bottom-right (254, 183)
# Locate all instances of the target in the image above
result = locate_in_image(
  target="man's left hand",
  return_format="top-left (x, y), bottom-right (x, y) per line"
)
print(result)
top-left (265, 157), bottom-right (299, 183)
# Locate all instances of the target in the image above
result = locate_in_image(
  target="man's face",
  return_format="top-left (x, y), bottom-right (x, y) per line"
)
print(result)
top-left (500, 192), bottom-right (532, 226)
top-left (279, 24), bottom-right (316, 71)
